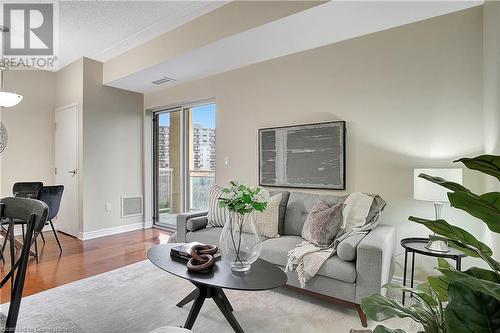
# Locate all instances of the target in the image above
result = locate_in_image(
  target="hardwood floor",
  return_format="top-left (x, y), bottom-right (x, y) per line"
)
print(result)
top-left (0, 227), bottom-right (172, 303)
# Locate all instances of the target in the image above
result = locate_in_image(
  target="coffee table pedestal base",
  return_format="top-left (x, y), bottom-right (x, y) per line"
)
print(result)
top-left (177, 284), bottom-right (242, 333)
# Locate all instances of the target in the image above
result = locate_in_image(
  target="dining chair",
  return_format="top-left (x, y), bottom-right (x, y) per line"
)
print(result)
top-left (0, 197), bottom-right (48, 332)
top-left (12, 182), bottom-right (43, 199)
top-left (36, 185), bottom-right (64, 253)
top-left (0, 182), bottom-right (44, 242)
top-left (1, 182), bottom-right (45, 260)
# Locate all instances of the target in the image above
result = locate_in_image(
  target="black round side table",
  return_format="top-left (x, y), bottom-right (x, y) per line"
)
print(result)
top-left (400, 237), bottom-right (466, 305)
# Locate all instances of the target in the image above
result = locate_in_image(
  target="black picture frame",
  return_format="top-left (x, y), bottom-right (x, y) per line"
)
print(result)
top-left (258, 121), bottom-right (346, 190)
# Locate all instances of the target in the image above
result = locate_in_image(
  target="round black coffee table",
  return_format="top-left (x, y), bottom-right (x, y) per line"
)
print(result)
top-left (148, 243), bottom-right (287, 333)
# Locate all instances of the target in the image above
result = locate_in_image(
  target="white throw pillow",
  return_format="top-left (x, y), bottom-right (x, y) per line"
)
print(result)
top-left (243, 193), bottom-right (282, 238)
top-left (207, 185), bottom-right (227, 227)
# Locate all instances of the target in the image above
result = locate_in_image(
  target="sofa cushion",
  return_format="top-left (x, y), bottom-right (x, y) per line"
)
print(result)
top-left (260, 236), bottom-right (303, 266)
top-left (337, 233), bottom-right (367, 261)
top-left (284, 192), bottom-right (347, 236)
top-left (269, 190), bottom-right (290, 235)
top-left (260, 236), bottom-right (356, 283)
top-left (207, 185), bottom-right (227, 227)
top-left (319, 256), bottom-right (357, 283)
top-left (186, 227), bottom-right (223, 245)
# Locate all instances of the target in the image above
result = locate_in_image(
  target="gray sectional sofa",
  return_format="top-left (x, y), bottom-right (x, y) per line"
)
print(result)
top-left (176, 190), bottom-right (395, 327)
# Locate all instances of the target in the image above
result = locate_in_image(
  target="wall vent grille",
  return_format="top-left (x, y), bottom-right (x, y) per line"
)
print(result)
top-left (121, 196), bottom-right (143, 218)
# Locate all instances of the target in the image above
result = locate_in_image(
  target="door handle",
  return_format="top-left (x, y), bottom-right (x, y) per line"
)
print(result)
top-left (68, 170), bottom-right (77, 175)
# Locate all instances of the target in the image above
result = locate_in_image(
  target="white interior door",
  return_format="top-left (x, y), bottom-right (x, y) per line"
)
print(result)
top-left (55, 105), bottom-right (79, 237)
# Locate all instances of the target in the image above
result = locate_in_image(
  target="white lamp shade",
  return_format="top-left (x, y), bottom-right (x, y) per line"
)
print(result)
top-left (414, 168), bottom-right (463, 203)
top-left (0, 91), bottom-right (23, 107)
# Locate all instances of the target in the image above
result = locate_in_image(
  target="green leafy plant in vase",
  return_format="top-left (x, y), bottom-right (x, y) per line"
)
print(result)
top-left (218, 181), bottom-right (268, 272)
top-left (361, 154), bottom-right (500, 333)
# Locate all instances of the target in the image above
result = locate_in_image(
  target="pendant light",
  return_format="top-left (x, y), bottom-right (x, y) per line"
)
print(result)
top-left (0, 121), bottom-right (7, 153)
top-left (0, 25), bottom-right (23, 107)
top-left (0, 25), bottom-right (22, 153)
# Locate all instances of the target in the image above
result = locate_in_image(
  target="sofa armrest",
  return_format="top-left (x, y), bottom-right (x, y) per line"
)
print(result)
top-left (176, 211), bottom-right (208, 243)
top-left (355, 224), bottom-right (395, 304)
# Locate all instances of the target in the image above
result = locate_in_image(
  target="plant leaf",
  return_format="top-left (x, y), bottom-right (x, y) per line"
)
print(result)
top-left (464, 267), bottom-right (500, 283)
top-left (455, 155), bottom-right (500, 181)
top-left (418, 173), bottom-right (472, 193)
top-left (437, 257), bottom-right (452, 269)
top-left (444, 280), bottom-right (500, 333)
top-left (373, 325), bottom-right (407, 333)
top-left (383, 282), bottom-right (438, 306)
top-left (409, 216), bottom-right (493, 256)
top-left (428, 275), bottom-right (449, 302)
top-left (456, 276), bottom-right (500, 301)
top-left (361, 294), bottom-right (438, 332)
top-left (438, 268), bottom-right (500, 301)
top-left (432, 258), bottom-right (500, 300)
top-left (448, 191), bottom-right (500, 233)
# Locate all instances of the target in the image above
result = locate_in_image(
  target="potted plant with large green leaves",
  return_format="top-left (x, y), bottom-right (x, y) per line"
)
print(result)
top-left (361, 154), bottom-right (500, 333)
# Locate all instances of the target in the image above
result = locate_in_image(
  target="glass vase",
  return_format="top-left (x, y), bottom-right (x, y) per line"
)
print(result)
top-left (219, 210), bottom-right (262, 272)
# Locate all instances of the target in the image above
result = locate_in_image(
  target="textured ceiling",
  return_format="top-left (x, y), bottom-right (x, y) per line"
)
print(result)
top-left (58, 1), bottom-right (224, 69)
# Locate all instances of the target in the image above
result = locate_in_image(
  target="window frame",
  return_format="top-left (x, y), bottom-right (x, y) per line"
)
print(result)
top-left (151, 99), bottom-right (216, 228)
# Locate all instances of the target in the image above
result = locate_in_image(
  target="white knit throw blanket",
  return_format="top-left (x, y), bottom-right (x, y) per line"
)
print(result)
top-left (285, 192), bottom-right (378, 288)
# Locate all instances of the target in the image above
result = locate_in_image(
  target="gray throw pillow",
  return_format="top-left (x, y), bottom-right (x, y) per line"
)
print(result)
top-left (301, 201), bottom-right (343, 247)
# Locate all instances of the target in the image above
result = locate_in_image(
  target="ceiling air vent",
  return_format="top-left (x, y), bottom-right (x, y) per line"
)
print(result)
top-left (152, 77), bottom-right (175, 85)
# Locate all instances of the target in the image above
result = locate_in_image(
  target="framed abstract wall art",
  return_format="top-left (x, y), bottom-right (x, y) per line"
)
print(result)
top-left (259, 121), bottom-right (346, 190)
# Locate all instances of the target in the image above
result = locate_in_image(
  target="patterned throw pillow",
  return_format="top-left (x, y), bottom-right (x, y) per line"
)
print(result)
top-left (243, 193), bottom-right (282, 238)
top-left (207, 185), bottom-right (227, 227)
top-left (301, 201), bottom-right (343, 247)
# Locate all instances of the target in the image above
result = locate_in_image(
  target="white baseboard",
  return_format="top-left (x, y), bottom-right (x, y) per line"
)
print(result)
top-left (392, 275), bottom-right (423, 286)
top-left (78, 222), bottom-right (153, 241)
top-left (12, 224), bottom-right (52, 236)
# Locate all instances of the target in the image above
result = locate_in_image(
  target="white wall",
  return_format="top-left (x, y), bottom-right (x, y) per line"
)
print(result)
top-left (55, 59), bottom-right (85, 234)
top-left (145, 7), bottom-right (485, 279)
top-left (1, 70), bottom-right (56, 196)
top-left (1, 58), bottom-right (145, 237)
top-left (81, 58), bottom-right (144, 234)
top-left (483, 1), bottom-right (500, 259)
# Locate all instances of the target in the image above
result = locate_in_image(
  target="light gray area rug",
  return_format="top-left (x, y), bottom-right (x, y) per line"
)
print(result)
top-left (1, 261), bottom-right (414, 333)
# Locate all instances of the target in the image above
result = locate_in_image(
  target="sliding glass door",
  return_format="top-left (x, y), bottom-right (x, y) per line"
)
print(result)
top-left (153, 103), bottom-right (216, 228)
top-left (154, 108), bottom-right (183, 227)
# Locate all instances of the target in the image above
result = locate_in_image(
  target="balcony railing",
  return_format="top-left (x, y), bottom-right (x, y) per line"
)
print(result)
top-left (158, 168), bottom-right (215, 215)
top-left (158, 168), bottom-right (173, 214)
top-left (189, 170), bottom-right (215, 211)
